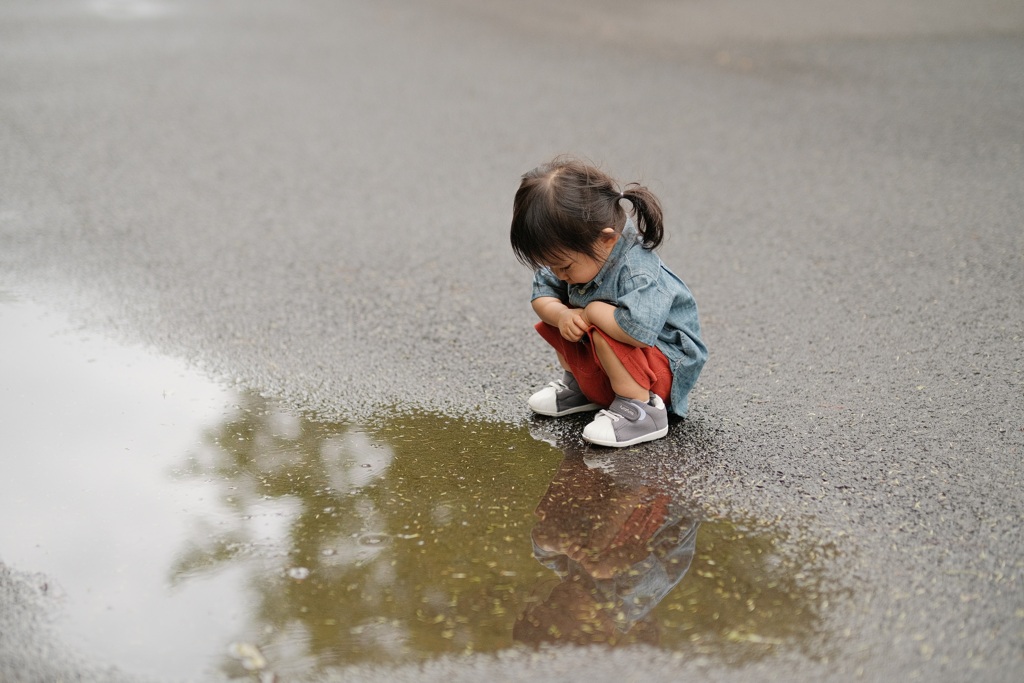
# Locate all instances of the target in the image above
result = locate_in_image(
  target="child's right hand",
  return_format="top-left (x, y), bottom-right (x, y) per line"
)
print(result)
top-left (557, 308), bottom-right (589, 342)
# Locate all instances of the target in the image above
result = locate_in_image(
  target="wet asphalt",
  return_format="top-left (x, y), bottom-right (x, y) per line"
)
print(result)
top-left (2, 0), bottom-right (1023, 681)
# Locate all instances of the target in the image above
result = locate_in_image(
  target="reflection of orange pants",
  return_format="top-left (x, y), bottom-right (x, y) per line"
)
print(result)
top-left (535, 322), bottom-right (672, 408)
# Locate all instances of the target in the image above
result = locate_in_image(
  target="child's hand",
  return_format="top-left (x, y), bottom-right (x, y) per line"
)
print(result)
top-left (557, 308), bottom-right (589, 342)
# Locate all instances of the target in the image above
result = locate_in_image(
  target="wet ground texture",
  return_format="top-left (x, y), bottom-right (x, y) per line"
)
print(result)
top-left (2, 0), bottom-right (1023, 682)
top-left (2, 299), bottom-right (834, 681)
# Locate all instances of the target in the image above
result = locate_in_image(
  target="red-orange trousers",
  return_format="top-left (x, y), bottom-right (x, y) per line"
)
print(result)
top-left (535, 322), bottom-right (672, 408)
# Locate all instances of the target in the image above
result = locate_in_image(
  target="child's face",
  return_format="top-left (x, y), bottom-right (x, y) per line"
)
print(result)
top-left (543, 251), bottom-right (606, 285)
top-left (543, 229), bottom-right (618, 285)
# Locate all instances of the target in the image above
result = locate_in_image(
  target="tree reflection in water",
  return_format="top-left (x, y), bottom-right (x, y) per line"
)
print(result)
top-left (172, 393), bottom-right (834, 678)
top-left (173, 392), bottom-right (559, 677)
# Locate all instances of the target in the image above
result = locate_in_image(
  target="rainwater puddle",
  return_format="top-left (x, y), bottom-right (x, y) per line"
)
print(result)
top-left (0, 295), bottom-right (833, 680)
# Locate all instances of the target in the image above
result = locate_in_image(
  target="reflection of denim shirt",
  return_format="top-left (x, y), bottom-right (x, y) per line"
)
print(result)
top-left (533, 514), bottom-right (700, 632)
top-left (531, 219), bottom-right (707, 417)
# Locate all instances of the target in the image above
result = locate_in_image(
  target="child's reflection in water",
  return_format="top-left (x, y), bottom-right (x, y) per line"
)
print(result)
top-left (514, 449), bottom-right (699, 647)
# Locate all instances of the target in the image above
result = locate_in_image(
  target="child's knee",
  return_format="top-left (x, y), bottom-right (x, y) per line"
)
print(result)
top-left (590, 329), bottom-right (611, 352)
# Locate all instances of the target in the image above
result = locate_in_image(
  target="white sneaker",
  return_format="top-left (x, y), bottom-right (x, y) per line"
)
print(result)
top-left (528, 374), bottom-right (601, 417)
top-left (582, 393), bottom-right (669, 447)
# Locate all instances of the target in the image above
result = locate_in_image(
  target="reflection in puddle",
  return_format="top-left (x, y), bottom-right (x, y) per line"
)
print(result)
top-left (517, 446), bottom-right (832, 661)
top-left (516, 449), bottom-right (701, 647)
top-left (0, 296), bottom-right (835, 680)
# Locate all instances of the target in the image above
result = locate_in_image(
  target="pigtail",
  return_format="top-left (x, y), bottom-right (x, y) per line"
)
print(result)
top-left (621, 183), bottom-right (664, 250)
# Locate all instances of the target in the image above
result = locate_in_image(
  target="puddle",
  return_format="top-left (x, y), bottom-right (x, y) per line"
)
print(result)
top-left (0, 295), bottom-right (834, 680)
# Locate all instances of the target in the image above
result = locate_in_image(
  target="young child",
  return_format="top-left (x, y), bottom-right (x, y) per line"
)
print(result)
top-left (510, 157), bottom-right (707, 447)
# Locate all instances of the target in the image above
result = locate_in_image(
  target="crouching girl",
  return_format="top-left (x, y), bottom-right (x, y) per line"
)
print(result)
top-left (510, 157), bottom-right (707, 447)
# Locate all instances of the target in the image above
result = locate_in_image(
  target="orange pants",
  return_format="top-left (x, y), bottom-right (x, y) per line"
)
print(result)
top-left (535, 322), bottom-right (672, 408)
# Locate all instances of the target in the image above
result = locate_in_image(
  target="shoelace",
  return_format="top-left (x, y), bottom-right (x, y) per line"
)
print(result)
top-left (548, 379), bottom-right (570, 392)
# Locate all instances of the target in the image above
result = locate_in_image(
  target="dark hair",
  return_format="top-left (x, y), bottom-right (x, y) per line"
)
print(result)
top-left (510, 156), bottom-right (664, 269)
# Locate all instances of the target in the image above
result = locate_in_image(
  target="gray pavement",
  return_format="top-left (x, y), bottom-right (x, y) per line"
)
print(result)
top-left (2, 0), bottom-right (1023, 681)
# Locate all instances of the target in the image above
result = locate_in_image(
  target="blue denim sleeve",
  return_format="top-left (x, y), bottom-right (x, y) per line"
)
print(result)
top-left (612, 273), bottom-right (672, 346)
top-left (531, 267), bottom-right (568, 302)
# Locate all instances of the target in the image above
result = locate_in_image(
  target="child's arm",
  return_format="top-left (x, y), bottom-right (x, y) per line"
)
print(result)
top-left (532, 296), bottom-right (588, 342)
top-left (583, 301), bottom-right (650, 348)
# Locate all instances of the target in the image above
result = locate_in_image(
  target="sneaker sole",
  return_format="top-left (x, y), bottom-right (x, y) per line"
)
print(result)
top-left (531, 402), bottom-right (602, 418)
top-left (582, 424), bottom-right (669, 448)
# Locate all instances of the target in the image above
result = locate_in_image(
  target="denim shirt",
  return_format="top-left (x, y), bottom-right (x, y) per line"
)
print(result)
top-left (531, 219), bottom-right (707, 417)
